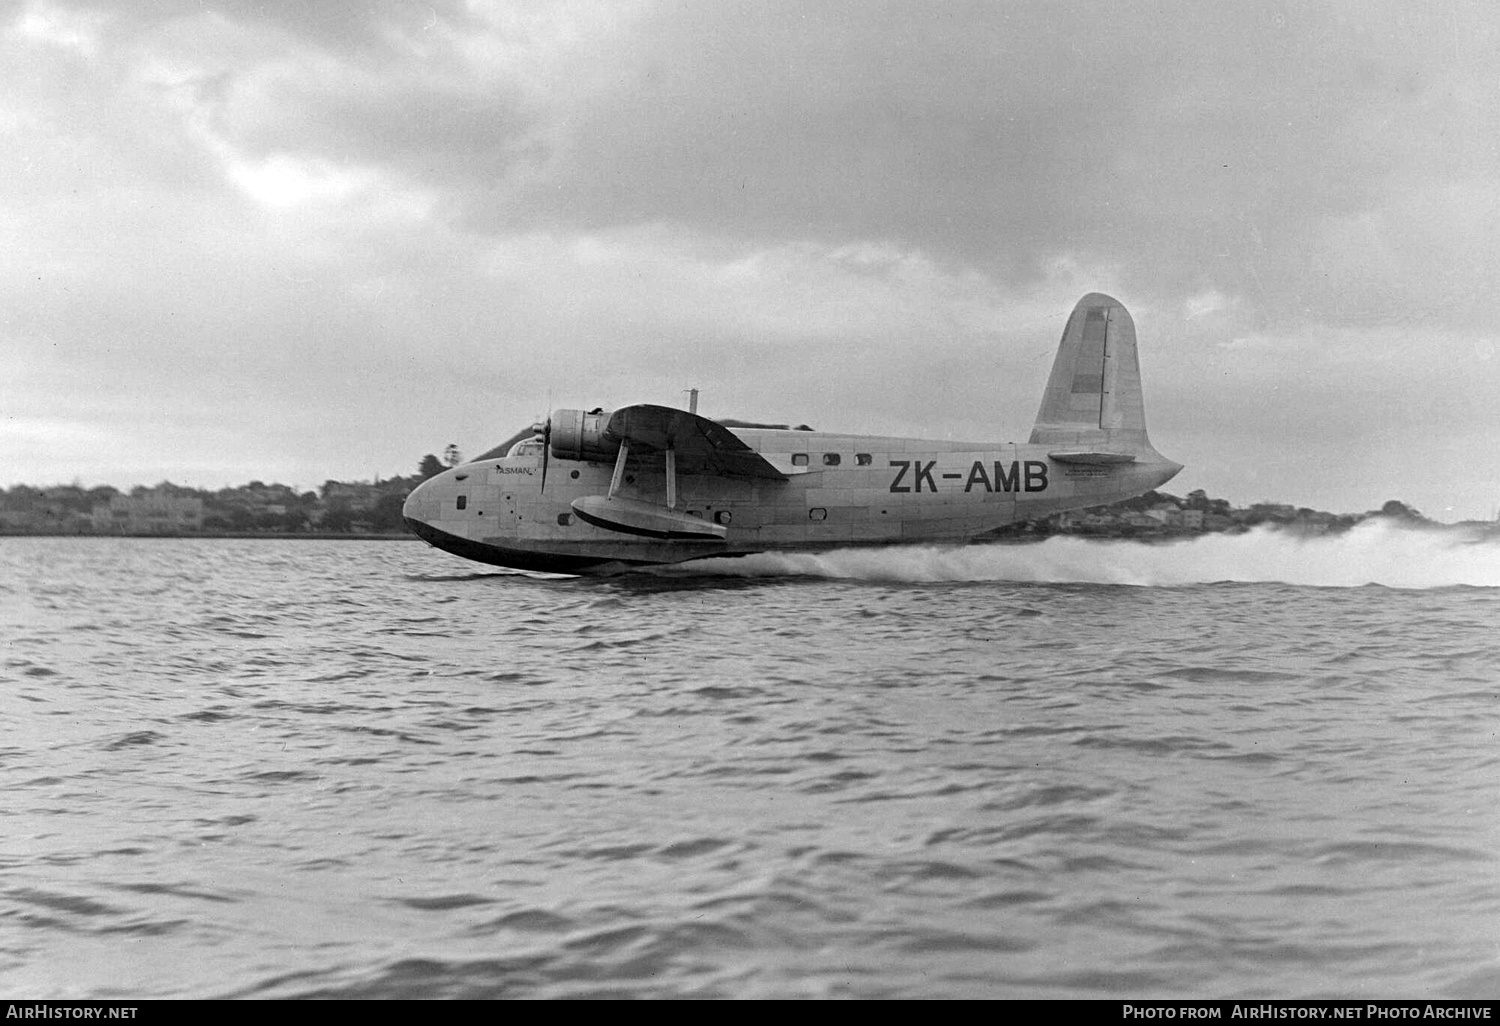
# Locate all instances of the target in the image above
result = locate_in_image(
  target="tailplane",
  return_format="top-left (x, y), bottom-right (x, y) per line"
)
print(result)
top-left (1029, 293), bottom-right (1162, 461)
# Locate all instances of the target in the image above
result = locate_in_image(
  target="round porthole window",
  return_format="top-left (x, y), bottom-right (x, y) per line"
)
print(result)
top-left (714, 510), bottom-right (732, 525)
top-left (809, 507), bottom-right (827, 521)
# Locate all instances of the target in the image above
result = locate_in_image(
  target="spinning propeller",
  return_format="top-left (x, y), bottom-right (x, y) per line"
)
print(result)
top-left (531, 412), bottom-right (552, 493)
top-left (541, 413), bottom-right (551, 492)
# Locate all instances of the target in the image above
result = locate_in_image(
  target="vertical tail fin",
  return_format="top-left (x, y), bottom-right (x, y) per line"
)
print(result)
top-left (1029, 293), bottom-right (1158, 457)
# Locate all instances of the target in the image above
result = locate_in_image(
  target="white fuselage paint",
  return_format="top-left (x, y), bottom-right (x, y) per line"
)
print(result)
top-left (402, 428), bottom-right (1182, 574)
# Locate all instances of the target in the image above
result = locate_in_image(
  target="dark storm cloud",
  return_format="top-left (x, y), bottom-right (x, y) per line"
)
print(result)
top-left (60, 0), bottom-right (1495, 333)
top-left (494, 3), bottom-right (1434, 313)
top-left (50, 0), bottom-right (481, 50)
top-left (183, 0), bottom-right (1483, 341)
top-left (218, 74), bottom-right (540, 188)
top-left (82, 0), bottom-right (538, 181)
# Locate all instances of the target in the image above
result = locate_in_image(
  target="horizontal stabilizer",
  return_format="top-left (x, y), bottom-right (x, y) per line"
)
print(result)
top-left (1047, 450), bottom-right (1137, 465)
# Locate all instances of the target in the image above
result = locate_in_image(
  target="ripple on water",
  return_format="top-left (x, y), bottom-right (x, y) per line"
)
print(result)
top-left (3, 538), bottom-right (1499, 998)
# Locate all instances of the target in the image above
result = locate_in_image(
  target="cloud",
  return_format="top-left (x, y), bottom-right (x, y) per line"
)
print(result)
top-left (28, 0), bottom-right (1499, 319)
top-left (6, 0), bottom-right (1500, 517)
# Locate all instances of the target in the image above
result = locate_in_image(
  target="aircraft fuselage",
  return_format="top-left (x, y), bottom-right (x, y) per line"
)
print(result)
top-left (404, 294), bottom-right (1181, 574)
top-left (402, 429), bottom-right (1182, 574)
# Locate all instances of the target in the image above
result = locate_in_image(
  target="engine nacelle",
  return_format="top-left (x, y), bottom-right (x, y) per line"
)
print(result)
top-left (548, 408), bottom-right (618, 461)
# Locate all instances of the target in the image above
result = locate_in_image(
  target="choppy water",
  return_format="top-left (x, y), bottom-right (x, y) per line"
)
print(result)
top-left (2, 524), bottom-right (1499, 999)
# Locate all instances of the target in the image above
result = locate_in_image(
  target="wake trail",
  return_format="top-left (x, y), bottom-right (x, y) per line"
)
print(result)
top-left (667, 520), bottom-right (1500, 588)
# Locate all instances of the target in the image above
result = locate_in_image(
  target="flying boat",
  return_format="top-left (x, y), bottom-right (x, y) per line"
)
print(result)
top-left (402, 293), bottom-right (1181, 575)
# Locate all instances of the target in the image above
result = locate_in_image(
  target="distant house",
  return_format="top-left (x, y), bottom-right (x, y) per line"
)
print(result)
top-left (0, 491), bottom-right (92, 533)
top-left (92, 489), bottom-right (204, 534)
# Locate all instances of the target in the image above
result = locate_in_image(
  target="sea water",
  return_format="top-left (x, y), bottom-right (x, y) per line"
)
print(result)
top-left (2, 524), bottom-right (1498, 998)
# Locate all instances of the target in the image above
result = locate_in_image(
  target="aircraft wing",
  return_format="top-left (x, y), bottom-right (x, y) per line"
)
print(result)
top-left (604, 405), bottom-right (789, 481)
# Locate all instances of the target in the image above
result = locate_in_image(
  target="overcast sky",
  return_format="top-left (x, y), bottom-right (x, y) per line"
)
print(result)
top-left (5, 0), bottom-right (1499, 519)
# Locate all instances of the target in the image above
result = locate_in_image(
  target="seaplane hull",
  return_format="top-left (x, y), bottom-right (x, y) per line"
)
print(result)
top-left (403, 294), bottom-right (1182, 575)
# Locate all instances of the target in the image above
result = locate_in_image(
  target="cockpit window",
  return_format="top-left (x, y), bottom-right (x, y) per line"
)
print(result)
top-left (474, 424), bottom-right (542, 462)
top-left (508, 437), bottom-right (544, 457)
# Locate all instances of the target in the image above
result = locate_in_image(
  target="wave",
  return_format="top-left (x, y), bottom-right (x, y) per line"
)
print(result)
top-left (669, 520), bottom-right (1500, 589)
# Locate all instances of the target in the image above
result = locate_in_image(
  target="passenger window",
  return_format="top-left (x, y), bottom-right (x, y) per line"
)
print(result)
top-left (791, 453), bottom-right (809, 467)
top-left (856, 453), bottom-right (872, 466)
top-left (557, 513), bottom-right (572, 526)
top-left (456, 495), bottom-right (467, 510)
top-left (823, 453), bottom-right (841, 466)
top-left (809, 507), bottom-right (828, 521)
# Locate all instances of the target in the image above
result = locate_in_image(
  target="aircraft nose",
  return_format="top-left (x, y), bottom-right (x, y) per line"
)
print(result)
top-left (402, 477), bottom-right (451, 547)
top-left (402, 477), bottom-right (436, 527)
top-left (401, 476), bottom-right (480, 563)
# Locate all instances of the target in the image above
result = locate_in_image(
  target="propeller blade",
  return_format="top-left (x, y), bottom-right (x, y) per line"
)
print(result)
top-left (540, 412), bottom-right (550, 492)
